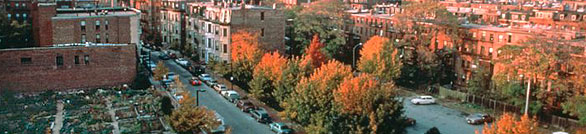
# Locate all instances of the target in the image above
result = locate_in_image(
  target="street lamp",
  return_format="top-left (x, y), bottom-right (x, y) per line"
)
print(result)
top-left (352, 43), bottom-right (363, 69)
top-left (230, 77), bottom-right (234, 90)
top-left (195, 89), bottom-right (204, 106)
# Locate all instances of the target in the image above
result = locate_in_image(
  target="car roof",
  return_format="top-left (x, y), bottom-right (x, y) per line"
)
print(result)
top-left (273, 122), bottom-right (286, 126)
top-left (420, 96), bottom-right (433, 98)
top-left (226, 91), bottom-right (238, 94)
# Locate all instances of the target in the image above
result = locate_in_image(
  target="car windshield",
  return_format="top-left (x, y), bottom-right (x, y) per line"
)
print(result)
top-left (280, 125), bottom-right (289, 129)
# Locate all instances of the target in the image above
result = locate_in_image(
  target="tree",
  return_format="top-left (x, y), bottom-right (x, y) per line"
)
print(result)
top-left (249, 52), bottom-right (288, 107)
top-left (477, 113), bottom-right (537, 134)
top-left (334, 74), bottom-right (406, 133)
top-left (303, 35), bottom-right (328, 68)
top-left (358, 36), bottom-right (402, 82)
top-left (562, 95), bottom-right (586, 125)
top-left (160, 96), bottom-right (174, 115)
top-left (169, 95), bottom-right (219, 134)
top-left (425, 127), bottom-right (441, 134)
top-left (290, 0), bottom-right (347, 60)
top-left (230, 31), bottom-right (264, 89)
top-left (153, 61), bottom-right (169, 81)
top-left (273, 56), bottom-right (312, 109)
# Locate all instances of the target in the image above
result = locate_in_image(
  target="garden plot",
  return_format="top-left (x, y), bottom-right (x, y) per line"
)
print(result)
top-left (0, 91), bottom-right (57, 133)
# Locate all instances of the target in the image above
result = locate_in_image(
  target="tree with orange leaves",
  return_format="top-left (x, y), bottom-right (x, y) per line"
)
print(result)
top-left (477, 113), bottom-right (537, 134)
top-left (335, 74), bottom-right (380, 114)
top-left (230, 31), bottom-right (264, 89)
top-left (358, 36), bottom-right (402, 82)
top-left (303, 34), bottom-right (328, 68)
top-left (284, 60), bottom-right (352, 133)
top-left (249, 52), bottom-right (288, 107)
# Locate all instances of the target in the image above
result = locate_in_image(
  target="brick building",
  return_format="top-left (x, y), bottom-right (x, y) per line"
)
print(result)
top-left (0, 43), bottom-right (137, 92)
top-left (2, 0), bottom-right (32, 23)
top-left (32, 3), bottom-right (141, 47)
top-left (159, 0), bottom-right (193, 48)
top-left (186, 2), bottom-right (285, 63)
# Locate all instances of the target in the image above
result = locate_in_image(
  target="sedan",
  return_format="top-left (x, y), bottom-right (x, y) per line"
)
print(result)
top-left (466, 113), bottom-right (494, 125)
top-left (410, 96), bottom-right (436, 105)
top-left (269, 122), bottom-right (293, 134)
top-left (213, 84), bottom-right (228, 93)
top-left (189, 77), bottom-right (202, 86)
top-left (236, 100), bottom-right (256, 112)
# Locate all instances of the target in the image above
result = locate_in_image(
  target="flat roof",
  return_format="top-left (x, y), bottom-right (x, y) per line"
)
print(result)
top-left (0, 43), bottom-right (130, 52)
top-left (53, 9), bottom-right (139, 19)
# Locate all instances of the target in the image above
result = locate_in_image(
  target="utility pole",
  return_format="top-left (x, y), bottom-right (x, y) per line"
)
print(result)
top-left (524, 77), bottom-right (531, 114)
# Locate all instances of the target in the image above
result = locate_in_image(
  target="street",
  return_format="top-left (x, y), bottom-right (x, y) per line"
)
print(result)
top-left (404, 97), bottom-right (488, 134)
top-left (150, 51), bottom-right (274, 134)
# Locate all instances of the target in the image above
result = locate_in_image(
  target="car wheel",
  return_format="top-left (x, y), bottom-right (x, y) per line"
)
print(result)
top-left (416, 102), bottom-right (420, 105)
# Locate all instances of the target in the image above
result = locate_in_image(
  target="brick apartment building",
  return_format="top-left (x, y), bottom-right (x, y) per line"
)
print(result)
top-left (31, 2), bottom-right (141, 47)
top-left (0, 43), bottom-right (137, 92)
top-left (186, 2), bottom-right (285, 63)
top-left (134, 0), bottom-right (162, 45)
top-left (159, 0), bottom-right (193, 48)
top-left (343, 2), bottom-right (586, 90)
top-left (2, 0), bottom-right (32, 23)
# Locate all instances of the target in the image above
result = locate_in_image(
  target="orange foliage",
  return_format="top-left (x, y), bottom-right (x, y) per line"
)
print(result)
top-left (231, 31), bottom-right (261, 62)
top-left (254, 52), bottom-right (288, 82)
top-left (359, 36), bottom-right (390, 62)
top-left (334, 73), bottom-right (379, 114)
top-left (479, 113), bottom-right (538, 134)
top-left (305, 34), bottom-right (328, 68)
top-left (306, 60), bottom-right (352, 89)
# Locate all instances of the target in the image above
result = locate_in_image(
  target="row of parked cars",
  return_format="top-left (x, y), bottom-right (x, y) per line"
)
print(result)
top-left (192, 73), bottom-right (293, 134)
top-left (409, 95), bottom-right (494, 125)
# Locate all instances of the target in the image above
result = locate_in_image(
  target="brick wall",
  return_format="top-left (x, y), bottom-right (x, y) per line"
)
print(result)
top-left (52, 16), bottom-right (133, 44)
top-left (0, 44), bottom-right (137, 92)
top-left (231, 8), bottom-right (286, 52)
top-left (32, 3), bottom-right (56, 47)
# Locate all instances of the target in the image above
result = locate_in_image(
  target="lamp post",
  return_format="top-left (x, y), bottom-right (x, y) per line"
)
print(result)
top-left (230, 77), bottom-right (234, 90)
top-left (352, 43), bottom-right (363, 69)
top-left (195, 88), bottom-right (204, 106)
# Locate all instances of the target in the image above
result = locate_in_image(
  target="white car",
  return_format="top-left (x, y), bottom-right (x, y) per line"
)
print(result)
top-left (222, 90), bottom-right (240, 103)
top-left (214, 84), bottom-right (228, 92)
top-left (199, 74), bottom-right (212, 81)
top-left (410, 96), bottom-right (436, 105)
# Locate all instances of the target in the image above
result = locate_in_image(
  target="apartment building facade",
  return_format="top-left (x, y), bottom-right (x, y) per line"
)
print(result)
top-left (159, 0), bottom-right (193, 48)
top-left (186, 2), bottom-right (285, 63)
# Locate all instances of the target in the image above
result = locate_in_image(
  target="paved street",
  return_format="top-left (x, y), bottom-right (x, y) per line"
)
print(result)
top-left (404, 97), bottom-right (488, 134)
top-left (150, 51), bottom-right (274, 134)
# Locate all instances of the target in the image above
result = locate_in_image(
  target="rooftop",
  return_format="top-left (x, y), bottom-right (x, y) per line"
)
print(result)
top-left (0, 43), bottom-right (130, 52)
top-left (53, 8), bottom-right (140, 19)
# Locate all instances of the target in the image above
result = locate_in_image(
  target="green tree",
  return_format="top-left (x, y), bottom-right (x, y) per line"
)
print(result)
top-left (562, 95), bottom-right (586, 125)
top-left (169, 98), bottom-right (219, 134)
top-left (0, 11), bottom-right (33, 48)
top-left (153, 61), bottom-right (169, 81)
top-left (290, 0), bottom-right (346, 59)
top-left (274, 56), bottom-right (312, 109)
top-left (160, 96), bottom-right (174, 115)
top-left (248, 71), bottom-right (274, 105)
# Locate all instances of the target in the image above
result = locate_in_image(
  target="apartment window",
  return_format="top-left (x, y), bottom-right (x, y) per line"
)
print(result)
top-left (498, 35), bottom-right (503, 42)
top-left (105, 20), bottom-right (109, 30)
top-left (215, 42), bottom-right (219, 51)
top-left (84, 55), bottom-right (90, 64)
top-left (81, 21), bottom-right (86, 31)
top-left (7, 14), bottom-right (10, 19)
top-left (96, 20), bottom-right (101, 30)
top-left (480, 46), bottom-right (485, 56)
top-left (21, 57), bottom-right (32, 64)
top-left (74, 56), bottom-right (80, 64)
top-left (223, 44), bottom-right (228, 53)
top-left (489, 34), bottom-right (494, 41)
top-left (260, 12), bottom-right (264, 20)
top-left (22, 3), bottom-right (25, 8)
top-left (207, 38), bottom-right (211, 48)
top-left (507, 34), bottom-right (512, 43)
top-left (105, 33), bottom-right (109, 43)
top-left (223, 28), bottom-right (227, 37)
top-left (261, 28), bottom-right (264, 37)
top-left (96, 34), bottom-right (101, 43)
top-left (472, 32), bottom-right (476, 38)
top-left (208, 24), bottom-right (211, 33)
top-left (56, 56), bottom-right (63, 66)
top-left (81, 34), bottom-right (86, 43)
top-left (15, 2), bottom-right (18, 8)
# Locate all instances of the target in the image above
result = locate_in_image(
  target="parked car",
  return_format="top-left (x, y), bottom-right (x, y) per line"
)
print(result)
top-left (251, 108), bottom-right (271, 123)
top-left (410, 96), bottom-right (436, 105)
top-left (222, 91), bottom-right (240, 103)
top-left (175, 58), bottom-right (191, 67)
top-left (236, 100), bottom-right (256, 112)
top-left (148, 63), bottom-right (156, 71)
top-left (269, 122), bottom-right (293, 134)
top-left (199, 74), bottom-right (213, 83)
top-left (165, 72), bottom-right (176, 80)
top-left (405, 117), bottom-right (416, 126)
top-left (213, 84), bottom-right (228, 93)
top-left (158, 54), bottom-right (170, 60)
top-left (161, 78), bottom-right (173, 88)
top-left (466, 113), bottom-right (494, 125)
top-left (189, 77), bottom-right (202, 86)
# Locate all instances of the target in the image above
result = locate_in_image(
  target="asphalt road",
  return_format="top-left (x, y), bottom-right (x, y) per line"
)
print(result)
top-left (150, 51), bottom-right (274, 134)
top-left (404, 97), bottom-right (488, 134)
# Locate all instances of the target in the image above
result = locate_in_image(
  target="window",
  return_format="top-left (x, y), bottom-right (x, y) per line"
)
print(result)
top-left (21, 57), bottom-right (32, 64)
top-left (207, 38), bottom-right (211, 48)
top-left (260, 12), bottom-right (264, 20)
top-left (208, 24), bottom-right (211, 33)
top-left (7, 14), bottom-right (10, 18)
top-left (489, 34), bottom-right (494, 41)
top-left (95, 20), bottom-right (100, 30)
top-left (56, 56), bottom-right (63, 66)
top-left (96, 34), bottom-right (101, 43)
top-left (105, 20), bottom-right (109, 30)
top-left (261, 28), bottom-right (264, 37)
top-left (498, 35), bottom-right (503, 42)
top-left (74, 56), bottom-right (80, 64)
top-left (22, 3), bottom-right (25, 8)
top-left (507, 34), bottom-right (512, 43)
top-left (223, 44), bottom-right (227, 53)
top-left (81, 34), bottom-right (86, 43)
top-left (84, 55), bottom-right (90, 64)
top-left (81, 21), bottom-right (86, 31)
top-left (105, 33), bottom-right (109, 43)
top-left (15, 2), bottom-right (19, 8)
top-left (480, 46), bottom-right (485, 56)
top-left (223, 28), bottom-right (227, 37)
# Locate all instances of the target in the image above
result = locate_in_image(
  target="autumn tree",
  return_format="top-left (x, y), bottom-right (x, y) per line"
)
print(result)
top-left (284, 60), bottom-right (352, 133)
top-left (153, 61), bottom-right (169, 81)
top-left (477, 113), bottom-right (537, 134)
top-left (169, 104), bottom-right (219, 134)
top-left (334, 74), bottom-right (406, 133)
top-left (302, 35), bottom-right (328, 68)
top-left (231, 31), bottom-right (264, 89)
top-left (249, 52), bottom-right (288, 107)
top-left (289, 0), bottom-right (347, 60)
top-left (273, 56), bottom-right (313, 109)
top-left (358, 36), bottom-right (402, 83)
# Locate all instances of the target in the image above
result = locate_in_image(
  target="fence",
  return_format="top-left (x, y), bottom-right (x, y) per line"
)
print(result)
top-left (433, 86), bottom-right (582, 130)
